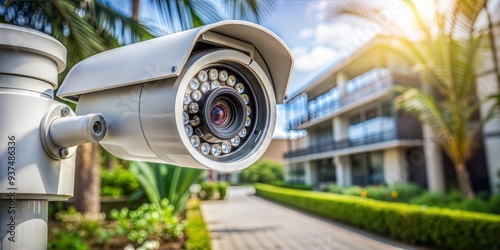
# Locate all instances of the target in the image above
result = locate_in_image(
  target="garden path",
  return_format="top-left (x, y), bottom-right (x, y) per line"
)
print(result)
top-left (201, 186), bottom-right (429, 250)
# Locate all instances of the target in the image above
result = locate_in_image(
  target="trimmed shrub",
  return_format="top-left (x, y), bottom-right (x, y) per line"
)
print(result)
top-left (341, 185), bottom-right (363, 196)
top-left (328, 183), bottom-right (425, 203)
top-left (457, 198), bottom-right (491, 213)
top-left (391, 183), bottom-right (425, 202)
top-left (217, 182), bottom-right (229, 200)
top-left (185, 199), bottom-right (212, 250)
top-left (489, 195), bottom-right (500, 214)
top-left (327, 183), bottom-right (344, 194)
top-left (200, 182), bottom-right (218, 200)
top-left (255, 184), bottom-right (500, 250)
top-left (365, 185), bottom-right (391, 201)
top-left (272, 181), bottom-right (312, 191)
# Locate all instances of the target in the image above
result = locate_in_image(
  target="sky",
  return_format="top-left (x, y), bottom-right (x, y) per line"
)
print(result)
top-left (259, 1), bottom-right (382, 138)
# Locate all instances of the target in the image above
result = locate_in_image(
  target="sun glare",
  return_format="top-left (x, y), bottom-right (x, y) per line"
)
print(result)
top-left (392, 0), bottom-right (436, 40)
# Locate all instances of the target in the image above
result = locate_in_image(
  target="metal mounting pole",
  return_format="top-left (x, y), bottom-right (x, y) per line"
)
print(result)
top-left (0, 23), bottom-right (68, 250)
top-left (0, 24), bottom-right (105, 250)
top-left (0, 200), bottom-right (48, 249)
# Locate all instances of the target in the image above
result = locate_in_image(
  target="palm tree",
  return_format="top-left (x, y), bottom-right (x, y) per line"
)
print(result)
top-left (327, 0), bottom-right (497, 198)
top-left (0, 0), bottom-right (153, 214)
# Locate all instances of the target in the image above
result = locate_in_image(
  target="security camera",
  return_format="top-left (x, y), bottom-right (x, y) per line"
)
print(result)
top-left (58, 20), bottom-right (293, 172)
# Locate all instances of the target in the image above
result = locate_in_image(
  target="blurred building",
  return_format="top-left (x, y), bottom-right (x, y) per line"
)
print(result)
top-left (284, 34), bottom-right (500, 193)
top-left (260, 138), bottom-right (288, 163)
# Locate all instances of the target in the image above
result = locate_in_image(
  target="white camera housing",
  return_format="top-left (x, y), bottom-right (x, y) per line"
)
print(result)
top-left (58, 20), bottom-right (293, 172)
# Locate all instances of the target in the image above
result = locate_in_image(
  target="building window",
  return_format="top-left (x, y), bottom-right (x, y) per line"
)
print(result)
top-left (351, 151), bottom-right (385, 186)
top-left (309, 87), bottom-right (341, 120)
top-left (348, 101), bottom-right (396, 142)
top-left (345, 68), bottom-right (390, 94)
top-left (288, 162), bottom-right (305, 184)
top-left (314, 158), bottom-right (336, 183)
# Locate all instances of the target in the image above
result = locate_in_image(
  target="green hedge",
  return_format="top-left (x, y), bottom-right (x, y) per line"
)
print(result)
top-left (255, 184), bottom-right (500, 250)
top-left (272, 181), bottom-right (312, 190)
top-left (185, 199), bottom-right (212, 250)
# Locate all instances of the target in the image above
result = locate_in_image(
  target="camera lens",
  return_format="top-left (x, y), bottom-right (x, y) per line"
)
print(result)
top-left (183, 64), bottom-right (258, 158)
top-left (199, 87), bottom-right (246, 141)
top-left (210, 103), bottom-right (228, 126)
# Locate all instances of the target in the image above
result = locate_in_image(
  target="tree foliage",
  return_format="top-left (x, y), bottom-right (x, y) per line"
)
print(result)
top-left (240, 159), bottom-right (284, 184)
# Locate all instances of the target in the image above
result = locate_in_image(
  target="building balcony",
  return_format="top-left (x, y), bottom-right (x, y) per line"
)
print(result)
top-left (288, 71), bottom-right (418, 130)
top-left (283, 130), bottom-right (422, 160)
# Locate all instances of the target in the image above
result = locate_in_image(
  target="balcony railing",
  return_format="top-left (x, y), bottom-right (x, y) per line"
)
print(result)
top-left (283, 130), bottom-right (420, 159)
top-left (289, 71), bottom-right (396, 130)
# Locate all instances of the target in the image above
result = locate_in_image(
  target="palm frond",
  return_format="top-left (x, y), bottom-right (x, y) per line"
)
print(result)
top-left (130, 162), bottom-right (162, 206)
top-left (395, 88), bottom-right (452, 144)
top-left (148, 0), bottom-right (222, 36)
top-left (1, 0), bottom-right (153, 72)
top-left (223, 0), bottom-right (276, 23)
top-left (402, 0), bottom-right (432, 40)
top-left (93, 1), bottom-right (154, 44)
top-left (130, 162), bottom-right (206, 215)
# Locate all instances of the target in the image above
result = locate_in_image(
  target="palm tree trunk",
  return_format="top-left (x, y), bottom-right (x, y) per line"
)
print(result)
top-left (73, 142), bottom-right (101, 214)
top-left (455, 162), bottom-right (475, 198)
top-left (132, 0), bottom-right (140, 21)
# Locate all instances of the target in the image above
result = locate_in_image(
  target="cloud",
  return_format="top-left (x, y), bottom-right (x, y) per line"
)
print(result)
top-left (314, 23), bottom-right (353, 45)
top-left (299, 28), bottom-right (313, 39)
top-left (292, 45), bottom-right (340, 72)
top-left (306, 1), bottom-right (330, 20)
top-left (291, 22), bottom-right (359, 72)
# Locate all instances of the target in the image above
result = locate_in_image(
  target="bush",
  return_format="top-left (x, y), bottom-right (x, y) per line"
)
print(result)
top-left (328, 183), bottom-right (425, 203)
top-left (101, 167), bottom-right (140, 197)
top-left (272, 181), bottom-right (312, 190)
top-left (200, 181), bottom-right (229, 200)
top-left (49, 230), bottom-right (89, 250)
top-left (217, 182), bottom-right (229, 200)
top-left (239, 159), bottom-right (284, 184)
top-left (255, 184), bottom-right (500, 250)
top-left (185, 199), bottom-right (212, 250)
top-left (340, 185), bottom-right (363, 196)
top-left (391, 183), bottom-right (425, 202)
top-left (365, 185), bottom-right (391, 201)
top-left (410, 192), bottom-right (444, 207)
top-left (327, 183), bottom-right (344, 194)
top-left (49, 208), bottom-right (108, 249)
top-left (456, 198), bottom-right (491, 213)
top-left (110, 199), bottom-right (186, 244)
top-left (410, 191), bottom-right (464, 208)
top-left (489, 195), bottom-right (500, 214)
top-left (201, 182), bottom-right (218, 200)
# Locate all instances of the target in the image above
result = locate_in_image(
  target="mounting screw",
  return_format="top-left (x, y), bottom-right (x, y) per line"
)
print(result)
top-left (171, 66), bottom-right (177, 73)
top-left (59, 147), bottom-right (70, 158)
top-left (61, 106), bottom-right (71, 117)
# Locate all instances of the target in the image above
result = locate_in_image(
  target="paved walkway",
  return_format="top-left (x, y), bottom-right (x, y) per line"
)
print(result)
top-left (201, 186), bottom-right (427, 250)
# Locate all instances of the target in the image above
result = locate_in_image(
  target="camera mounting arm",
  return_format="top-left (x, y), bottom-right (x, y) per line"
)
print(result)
top-left (40, 104), bottom-right (107, 160)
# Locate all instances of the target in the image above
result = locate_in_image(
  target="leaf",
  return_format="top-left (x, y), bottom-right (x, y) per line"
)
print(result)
top-left (130, 162), bottom-right (206, 215)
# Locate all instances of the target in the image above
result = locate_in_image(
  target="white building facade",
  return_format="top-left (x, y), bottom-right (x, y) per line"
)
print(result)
top-left (285, 34), bottom-right (500, 194)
